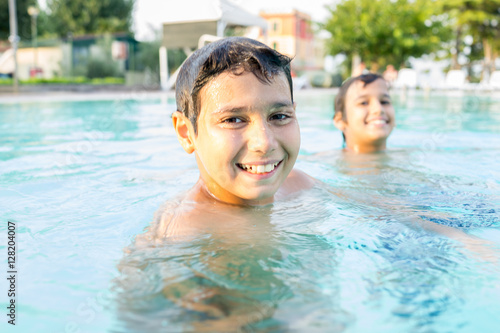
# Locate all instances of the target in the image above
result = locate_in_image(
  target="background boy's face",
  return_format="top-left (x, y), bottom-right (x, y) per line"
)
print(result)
top-left (190, 71), bottom-right (299, 205)
top-left (337, 78), bottom-right (395, 152)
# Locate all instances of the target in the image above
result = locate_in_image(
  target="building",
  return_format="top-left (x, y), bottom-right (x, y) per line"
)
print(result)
top-left (66, 33), bottom-right (138, 77)
top-left (0, 41), bottom-right (62, 80)
top-left (0, 33), bottom-right (138, 80)
top-left (258, 9), bottom-right (322, 74)
top-left (160, 0), bottom-right (268, 89)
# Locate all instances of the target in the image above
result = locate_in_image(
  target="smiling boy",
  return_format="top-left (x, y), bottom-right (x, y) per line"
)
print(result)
top-left (333, 73), bottom-right (395, 153)
top-left (151, 37), bottom-right (313, 239)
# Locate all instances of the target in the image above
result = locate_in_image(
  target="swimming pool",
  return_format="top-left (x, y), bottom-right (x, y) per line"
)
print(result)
top-left (1, 89), bottom-right (499, 332)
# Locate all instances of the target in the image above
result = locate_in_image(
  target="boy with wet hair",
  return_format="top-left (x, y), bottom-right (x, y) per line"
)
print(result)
top-left (333, 73), bottom-right (395, 153)
top-left (153, 36), bottom-right (313, 238)
top-left (117, 38), bottom-right (314, 331)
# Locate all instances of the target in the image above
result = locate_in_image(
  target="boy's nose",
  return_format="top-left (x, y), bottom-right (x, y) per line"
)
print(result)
top-left (248, 121), bottom-right (276, 153)
top-left (370, 100), bottom-right (384, 114)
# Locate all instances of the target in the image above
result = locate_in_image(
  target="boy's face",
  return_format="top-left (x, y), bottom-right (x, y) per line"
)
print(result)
top-left (335, 78), bottom-right (395, 153)
top-left (180, 71), bottom-right (299, 205)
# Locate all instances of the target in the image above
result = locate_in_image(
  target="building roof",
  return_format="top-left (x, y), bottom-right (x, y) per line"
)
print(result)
top-left (161, 0), bottom-right (267, 30)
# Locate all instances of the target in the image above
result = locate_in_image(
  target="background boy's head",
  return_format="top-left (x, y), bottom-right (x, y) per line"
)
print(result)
top-left (333, 73), bottom-right (395, 153)
top-left (334, 73), bottom-right (383, 120)
top-left (176, 37), bottom-right (294, 133)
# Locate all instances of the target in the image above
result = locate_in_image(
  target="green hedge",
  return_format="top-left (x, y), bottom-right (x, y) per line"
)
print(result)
top-left (0, 77), bottom-right (125, 85)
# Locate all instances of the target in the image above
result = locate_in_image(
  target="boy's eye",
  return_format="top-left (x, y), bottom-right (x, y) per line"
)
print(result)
top-left (269, 113), bottom-right (289, 121)
top-left (222, 117), bottom-right (243, 123)
top-left (381, 100), bottom-right (391, 105)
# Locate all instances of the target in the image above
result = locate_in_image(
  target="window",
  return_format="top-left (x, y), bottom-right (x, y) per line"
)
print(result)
top-left (269, 19), bottom-right (282, 33)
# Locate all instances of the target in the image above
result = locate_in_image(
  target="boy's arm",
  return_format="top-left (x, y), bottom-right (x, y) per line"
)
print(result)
top-left (162, 278), bottom-right (278, 331)
top-left (407, 214), bottom-right (499, 264)
top-left (327, 185), bottom-right (499, 263)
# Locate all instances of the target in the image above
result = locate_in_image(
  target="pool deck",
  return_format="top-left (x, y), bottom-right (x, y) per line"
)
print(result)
top-left (1, 86), bottom-right (499, 104)
top-left (0, 87), bottom-right (341, 103)
top-left (0, 89), bottom-right (176, 103)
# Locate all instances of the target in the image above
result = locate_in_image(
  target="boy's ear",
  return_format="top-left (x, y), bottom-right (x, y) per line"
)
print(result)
top-left (172, 111), bottom-right (195, 154)
top-left (333, 112), bottom-right (346, 131)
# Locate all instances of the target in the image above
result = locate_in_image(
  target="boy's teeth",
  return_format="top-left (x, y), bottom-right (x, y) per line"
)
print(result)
top-left (371, 120), bottom-right (386, 124)
top-left (240, 162), bottom-right (279, 174)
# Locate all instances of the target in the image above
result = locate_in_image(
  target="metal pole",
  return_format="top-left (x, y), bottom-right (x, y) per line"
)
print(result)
top-left (34, 15), bottom-right (38, 70)
top-left (32, 15), bottom-right (36, 70)
top-left (8, 0), bottom-right (19, 93)
top-left (28, 6), bottom-right (39, 76)
top-left (67, 32), bottom-right (73, 77)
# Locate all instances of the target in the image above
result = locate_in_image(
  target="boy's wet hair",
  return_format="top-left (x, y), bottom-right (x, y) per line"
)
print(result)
top-left (334, 73), bottom-right (384, 120)
top-left (176, 37), bottom-right (293, 133)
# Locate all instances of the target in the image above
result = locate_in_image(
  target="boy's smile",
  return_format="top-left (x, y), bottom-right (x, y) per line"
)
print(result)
top-left (175, 71), bottom-right (299, 206)
top-left (336, 78), bottom-right (395, 153)
top-left (236, 160), bottom-right (281, 175)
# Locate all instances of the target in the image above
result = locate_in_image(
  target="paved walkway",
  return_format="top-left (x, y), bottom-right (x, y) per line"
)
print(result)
top-left (0, 87), bottom-right (341, 103)
top-left (0, 89), bottom-right (175, 103)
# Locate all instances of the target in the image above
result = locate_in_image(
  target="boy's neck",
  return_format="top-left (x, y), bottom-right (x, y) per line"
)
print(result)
top-left (344, 140), bottom-right (387, 154)
top-left (194, 179), bottom-right (275, 207)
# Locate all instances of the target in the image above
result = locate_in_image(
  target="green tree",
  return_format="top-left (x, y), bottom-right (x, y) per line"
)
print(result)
top-left (439, 0), bottom-right (500, 77)
top-left (323, 0), bottom-right (452, 74)
top-left (0, 0), bottom-right (38, 41)
top-left (47, 0), bottom-right (134, 37)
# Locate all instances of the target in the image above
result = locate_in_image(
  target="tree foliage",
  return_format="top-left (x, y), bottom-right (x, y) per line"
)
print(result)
top-left (438, 0), bottom-right (500, 72)
top-left (0, 0), bottom-right (38, 40)
top-left (323, 0), bottom-right (452, 71)
top-left (47, 0), bottom-right (135, 37)
top-left (441, 0), bottom-right (500, 37)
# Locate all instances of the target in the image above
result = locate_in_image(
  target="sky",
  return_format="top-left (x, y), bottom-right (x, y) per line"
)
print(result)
top-left (133, 0), bottom-right (335, 41)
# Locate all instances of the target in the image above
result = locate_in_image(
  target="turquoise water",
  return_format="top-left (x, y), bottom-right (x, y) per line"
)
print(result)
top-left (0, 90), bottom-right (499, 332)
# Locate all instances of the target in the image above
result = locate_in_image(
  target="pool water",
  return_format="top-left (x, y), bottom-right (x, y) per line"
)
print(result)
top-left (0, 90), bottom-right (499, 332)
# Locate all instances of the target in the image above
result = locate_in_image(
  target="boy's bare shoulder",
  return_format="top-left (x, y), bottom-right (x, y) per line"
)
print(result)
top-left (289, 168), bottom-right (316, 184)
top-left (278, 168), bottom-right (316, 197)
top-left (148, 191), bottom-right (209, 240)
top-left (146, 184), bottom-right (240, 240)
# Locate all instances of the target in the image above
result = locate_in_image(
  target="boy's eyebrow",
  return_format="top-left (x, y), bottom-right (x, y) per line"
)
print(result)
top-left (211, 101), bottom-right (294, 115)
top-left (354, 93), bottom-right (391, 100)
top-left (268, 101), bottom-right (295, 110)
